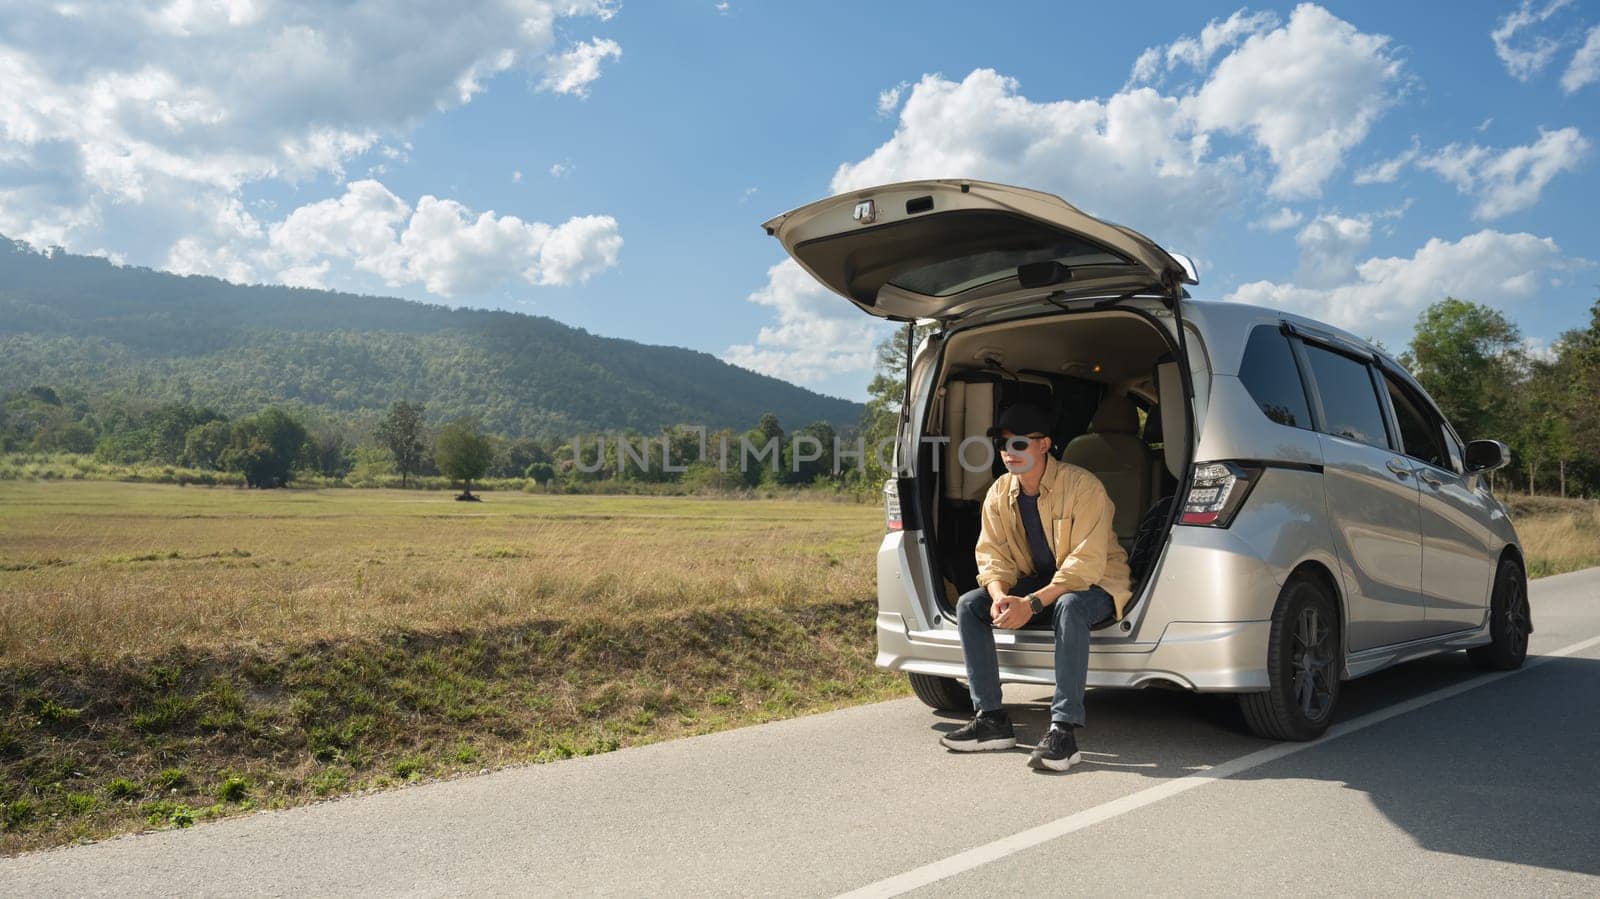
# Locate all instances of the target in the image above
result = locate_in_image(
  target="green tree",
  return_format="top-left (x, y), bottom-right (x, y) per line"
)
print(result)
top-left (1401, 298), bottom-right (1525, 446)
top-left (182, 420), bottom-right (232, 470)
top-left (859, 323), bottom-right (934, 485)
top-left (1549, 296), bottom-right (1600, 496)
top-left (740, 413), bottom-right (785, 487)
top-left (220, 407), bottom-right (309, 488)
top-left (311, 429), bottom-right (352, 478)
top-left (435, 417), bottom-right (494, 500)
top-left (786, 420), bottom-right (838, 485)
top-left (375, 400), bottom-right (427, 488)
top-left (492, 437), bottom-right (548, 479)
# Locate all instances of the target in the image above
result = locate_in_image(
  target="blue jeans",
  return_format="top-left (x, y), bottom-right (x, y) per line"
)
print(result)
top-left (955, 576), bottom-right (1115, 726)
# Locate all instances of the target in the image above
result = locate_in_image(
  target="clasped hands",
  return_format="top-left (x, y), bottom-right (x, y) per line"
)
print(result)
top-left (991, 593), bottom-right (1039, 630)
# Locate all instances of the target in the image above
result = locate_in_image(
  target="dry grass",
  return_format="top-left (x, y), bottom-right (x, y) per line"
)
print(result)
top-left (1504, 494), bottom-right (1600, 578)
top-left (0, 482), bottom-right (899, 853)
top-left (0, 482), bottom-right (881, 665)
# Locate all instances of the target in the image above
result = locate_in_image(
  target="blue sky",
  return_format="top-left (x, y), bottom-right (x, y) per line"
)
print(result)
top-left (2, 1), bottom-right (1597, 401)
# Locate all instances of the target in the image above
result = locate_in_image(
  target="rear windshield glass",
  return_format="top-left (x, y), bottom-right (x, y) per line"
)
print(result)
top-left (890, 239), bottom-right (1127, 297)
top-left (794, 209), bottom-right (1136, 304)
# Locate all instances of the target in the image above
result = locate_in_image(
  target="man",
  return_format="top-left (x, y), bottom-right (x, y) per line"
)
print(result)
top-left (939, 403), bottom-right (1133, 771)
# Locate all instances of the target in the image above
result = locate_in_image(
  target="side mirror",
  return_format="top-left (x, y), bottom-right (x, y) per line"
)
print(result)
top-left (1464, 439), bottom-right (1510, 474)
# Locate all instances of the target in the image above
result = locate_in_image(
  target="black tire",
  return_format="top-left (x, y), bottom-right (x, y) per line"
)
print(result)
top-left (1467, 557), bottom-right (1531, 671)
top-left (908, 673), bottom-right (973, 712)
top-left (1239, 577), bottom-right (1342, 741)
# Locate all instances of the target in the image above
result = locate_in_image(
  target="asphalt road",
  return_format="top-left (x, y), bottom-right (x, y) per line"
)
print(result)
top-left (5, 568), bottom-right (1599, 898)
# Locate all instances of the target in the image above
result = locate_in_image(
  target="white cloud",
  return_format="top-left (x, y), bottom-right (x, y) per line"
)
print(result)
top-left (1522, 335), bottom-right (1558, 363)
top-left (166, 179), bottom-right (623, 296)
top-left (1419, 126), bottom-right (1590, 219)
top-left (1228, 229), bottom-right (1571, 336)
top-left (0, 1), bottom-right (619, 278)
top-left (1562, 25), bottom-right (1600, 93)
top-left (1126, 48), bottom-right (1163, 88)
top-left (550, 161), bottom-right (573, 178)
top-left (539, 37), bottom-right (622, 98)
top-left (1258, 207), bottom-right (1304, 231)
top-left (526, 214), bottom-right (624, 287)
top-left (165, 196), bottom-right (269, 284)
top-left (1294, 213), bottom-right (1375, 288)
top-left (512, 170), bottom-right (523, 183)
top-left (1353, 138), bottom-right (1420, 185)
top-left (1186, 4), bottom-right (1405, 199)
top-left (715, 1), bottom-right (731, 14)
top-left (831, 70), bottom-right (1240, 242)
top-left (830, 7), bottom-right (1404, 224)
top-left (723, 259), bottom-right (891, 390)
top-left (1162, 9), bottom-right (1280, 75)
top-left (268, 179), bottom-right (412, 283)
top-left (1491, 0), bottom-right (1574, 81)
top-left (876, 81), bottom-right (910, 118)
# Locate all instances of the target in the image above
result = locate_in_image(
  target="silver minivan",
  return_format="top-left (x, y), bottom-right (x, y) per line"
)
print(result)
top-left (763, 180), bottom-right (1532, 740)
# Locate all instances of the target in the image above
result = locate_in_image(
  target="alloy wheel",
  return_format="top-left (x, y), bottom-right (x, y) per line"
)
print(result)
top-left (1291, 604), bottom-right (1337, 722)
top-left (1504, 574), bottom-right (1530, 658)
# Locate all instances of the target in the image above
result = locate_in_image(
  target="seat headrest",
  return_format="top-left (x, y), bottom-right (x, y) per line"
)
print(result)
top-left (1088, 395), bottom-right (1138, 435)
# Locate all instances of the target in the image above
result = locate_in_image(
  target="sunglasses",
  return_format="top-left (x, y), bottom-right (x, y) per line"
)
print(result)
top-left (993, 433), bottom-right (1047, 454)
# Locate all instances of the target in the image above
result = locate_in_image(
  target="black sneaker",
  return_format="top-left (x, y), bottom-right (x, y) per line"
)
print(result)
top-left (939, 709), bottom-right (1016, 752)
top-left (1028, 723), bottom-right (1082, 771)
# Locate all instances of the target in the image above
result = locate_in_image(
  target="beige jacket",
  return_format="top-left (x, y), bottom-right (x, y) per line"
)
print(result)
top-left (973, 455), bottom-right (1134, 620)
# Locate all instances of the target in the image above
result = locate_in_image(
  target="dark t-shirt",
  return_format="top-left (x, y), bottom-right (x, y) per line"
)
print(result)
top-left (1017, 492), bottom-right (1056, 579)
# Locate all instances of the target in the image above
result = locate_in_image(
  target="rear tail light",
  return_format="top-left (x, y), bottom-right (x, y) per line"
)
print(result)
top-left (1180, 461), bottom-right (1261, 528)
top-left (884, 478), bottom-right (903, 532)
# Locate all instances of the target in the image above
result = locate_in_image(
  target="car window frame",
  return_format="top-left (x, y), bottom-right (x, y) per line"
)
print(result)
top-left (1238, 324), bottom-right (1317, 431)
top-left (1287, 331), bottom-right (1398, 453)
top-left (1376, 360), bottom-right (1468, 476)
top-left (1375, 368), bottom-right (1453, 473)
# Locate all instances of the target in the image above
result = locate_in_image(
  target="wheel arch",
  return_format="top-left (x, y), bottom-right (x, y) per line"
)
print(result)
top-left (1497, 542), bottom-right (1532, 634)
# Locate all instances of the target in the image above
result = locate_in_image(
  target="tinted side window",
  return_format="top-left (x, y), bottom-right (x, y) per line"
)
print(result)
top-left (1302, 344), bottom-right (1390, 449)
top-left (1238, 326), bottom-right (1313, 428)
top-left (1383, 374), bottom-right (1447, 468)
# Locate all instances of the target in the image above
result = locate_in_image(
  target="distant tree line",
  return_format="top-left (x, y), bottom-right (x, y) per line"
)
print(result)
top-left (6, 294), bottom-right (1598, 498)
top-left (0, 389), bottom-right (871, 493)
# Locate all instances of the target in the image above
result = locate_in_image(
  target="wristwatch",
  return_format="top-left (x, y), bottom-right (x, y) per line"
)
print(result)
top-left (1026, 593), bottom-right (1044, 615)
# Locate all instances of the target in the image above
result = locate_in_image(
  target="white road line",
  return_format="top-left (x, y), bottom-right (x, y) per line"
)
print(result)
top-left (836, 632), bottom-right (1600, 899)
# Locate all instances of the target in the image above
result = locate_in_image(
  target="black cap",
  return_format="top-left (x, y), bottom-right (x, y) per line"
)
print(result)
top-left (986, 403), bottom-right (1053, 438)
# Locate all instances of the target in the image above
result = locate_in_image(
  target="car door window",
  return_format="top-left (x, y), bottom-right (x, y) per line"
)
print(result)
top-left (1302, 343), bottom-right (1391, 449)
top-left (1238, 325), bottom-right (1313, 429)
top-left (1382, 373), bottom-right (1448, 469)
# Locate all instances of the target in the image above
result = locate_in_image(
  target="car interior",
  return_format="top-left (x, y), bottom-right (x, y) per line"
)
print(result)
top-left (919, 310), bottom-right (1190, 626)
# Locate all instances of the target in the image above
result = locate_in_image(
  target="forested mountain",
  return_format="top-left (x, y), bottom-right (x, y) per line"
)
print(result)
top-left (0, 239), bottom-right (860, 436)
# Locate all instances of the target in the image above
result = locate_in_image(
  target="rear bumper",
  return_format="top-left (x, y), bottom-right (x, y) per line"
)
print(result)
top-left (875, 612), bottom-right (1271, 692)
top-left (875, 524), bottom-right (1282, 693)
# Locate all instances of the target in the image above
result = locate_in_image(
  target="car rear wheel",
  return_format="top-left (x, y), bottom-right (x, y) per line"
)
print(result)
top-left (1467, 557), bottom-right (1530, 671)
top-left (908, 673), bottom-right (973, 712)
top-left (1239, 577), bottom-right (1341, 741)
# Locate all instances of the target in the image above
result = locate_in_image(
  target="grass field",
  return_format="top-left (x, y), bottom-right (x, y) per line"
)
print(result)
top-left (1, 481), bottom-right (1594, 854)
top-left (0, 482), bottom-right (900, 853)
